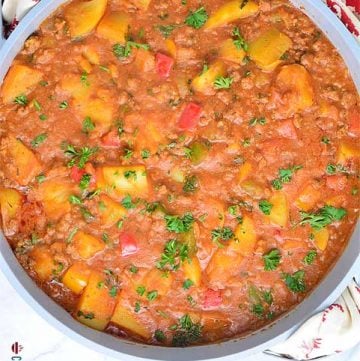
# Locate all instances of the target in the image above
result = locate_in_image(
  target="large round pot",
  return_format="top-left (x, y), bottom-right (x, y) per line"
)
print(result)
top-left (0, 1), bottom-right (359, 360)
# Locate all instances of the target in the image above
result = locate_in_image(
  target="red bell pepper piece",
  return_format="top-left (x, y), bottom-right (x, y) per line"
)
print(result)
top-left (119, 232), bottom-right (138, 256)
top-left (70, 166), bottom-right (85, 182)
top-left (155, 53), bottom-right (174, 79)
top-left (178, 102), bottom-right (202, 130)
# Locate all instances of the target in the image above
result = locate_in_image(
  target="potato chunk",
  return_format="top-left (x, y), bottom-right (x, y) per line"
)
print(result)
top-left (266, 191), bottom-right (289, 227)
top-left (336, 141), bottom-right (360, 163)
top-left (29, 246), bottom-right (55, 281)
top-left (76, 271), bottom-right (117, 330)
top-left (219, 39), bottom-right (246, 64)
top-left (272, 64), bottom-right (314, 117)
top-left (313, 227), bottom-right (329, 251)
top-left (295, 184), bottom-right (321, 212)
top-left (96, 12), bottom-right (129, 44)
top-left (0, 188), bottom-right (22, 236)
top-left (232, 215), bottom-right (257, 255)
top-left (238, 161), bottom-right (252, 183)
top-left (72, 231), bottom-right (105, 259)
top-left (183, 256), bottom-right (202, 286)
top-left (192, 60), bottom-right (226, 95)
top-left (38, 179), bottom-right (74, 220)
top-left (98, 194), bottom-right (127, 228)
top-left (142, 268), bottom-right (173, 296)
top-left (111, 300), bottom-right (151, 339)
top-left (248, 28), bottom-right (292, 70)
top-left (62, 262), bottom-right (91, 294)
top-left (64, 0), bottom-right (108, 38)
top-left (0, 64), bottom-right (43, 103)
top-left (0, 136), bottom-right (42, 186)
top-left (205, 0), bottom-right (259, 30)
top-left (97, 165), bottom-right (149, 197)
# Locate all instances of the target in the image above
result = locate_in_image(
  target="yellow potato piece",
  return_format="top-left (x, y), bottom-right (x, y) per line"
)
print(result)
top-left (0, 64), bottom-right (43, 104)
top-left (29, 246), bottom-right (55, 281)
top-left (183, 256), bottom-right (202, 286)
top-left (313, 228), bottom-right (329, 251)
top-left (98, 165), bottom-right (148, 197)
top-left (274, 64), bottom-right (314, 115)
top-left (111, 301), bottom-right (151, 339)
top-left (38, 180), bottom-right (74, 220)
top-left (82, 46), bottom-right (100, 65)
top-left (0, 188), bottom-right (22, 236)
top-left (134, 0), bottom-right (152, 11)
top-left (205, 0), bottom-right (259, 30)
top-left (248, 27), bottom-right (292, 70)
top-left (295, 184), bottom-right (321, 212)
top-left (165, 39), bottom-right (177, 58)
top-left (72, 231), bottom-right (105, 259)
top-left (76, 271), bottom-right (117, 330)
top-left (142, 268), bottom-right (173, 296)
top-left (97, 12), bottom-right (129, 44)
top-left (192, 60), bottom-right (226, 95)
top-left (238, 161), bottom-right (252, 183)
top-left (232, 215), bottom-right (257, 255)
top-left (62, 262), bottom-right (91, 294)
top-left (98, 194), bottom-right (127, 228)
top-left (64, 0), bottom-right (108, 38)
top-left (219, 39), bottom-right (246, 64)
top-left (337, 141), bottom-right (360, 164)
top-left (0, 136), bottom-right (42, 186)
top-left (267, 191), bottom-right (289, 227)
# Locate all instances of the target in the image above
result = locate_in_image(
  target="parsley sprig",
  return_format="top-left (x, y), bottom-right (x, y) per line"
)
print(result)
top-left (263, 249), bottom-right (281, 271)
top-left (157, 239), bottom-right (189, 270)
top-left (299, 205), bottom-right (346, 230)
top-left (283, 270), bottom-right (306, 293)
top-left (232, 27), bottom-right (248, 51)
top-left (113, 41), bottom-right (150, 59)
top-left (63, 144), bottom-right (98, 168)
top-left (164, 213), bottom-right (194, 233)
top-left (272, 165), bottom-right (302, 190)
top-left (184, 7), bottom-right (208, 29)
top-left (172, 314), bottom-right (202, 347)
top-left (214, 76), bottom-right (233, 89)
top-left (211, 227), bottom-right (234, 247)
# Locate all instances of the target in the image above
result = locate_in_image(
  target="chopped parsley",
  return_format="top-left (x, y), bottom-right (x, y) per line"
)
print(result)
top-left (39, 114), bottom-right (48, 121)
top-left (303, 250), bottom-right (317, 265)
top-left (211, 227), bottom-right (234, 247)
top-left (299, 205), bottom-right (347, 230)
top-left (154, 329), bottom-right (166, 342)
top-left (69, 194), bottom-right (82, 205)
top-left (63, 144), bottom-right (98, 168)
top-left (82, 116), bottom-right (95, 134)
top-left (164, 212), bottom-right (194, 233)
top-left (59, 101), bottom-right (69, 109)
top-left (113, 41), bottom-right (150, 59)
top-left (124, 170), bottom-right (137, 180)
top-left (249, 116), bottom-right (266, 126)
top-left (214, 76), bottom-right (233, 89)
top-left (183, 279), bottom-right (194, 290)
top-left (141, 149), bottom-right (150, 159)
top-left (134, 301), bottom-right (141, 313)
top-left (31, 133), bottom-right (47, 148)
top-left (183, 175), bottom-right (199, 193)
top-left (263, 249), bottom-right (281, 271)
top-left (184, 7), bottom-right (208, 29)
top-left (283, 270), bottom-right (306, 293)
top-left (123, 147), bottom-right (133, 160)
top-left (121, 195), bottom-right (137, 209)
top-left (252, 303), bottom-right (264, 318)
top-left (129, 265), bottom-right (138, 274)
top-left (157, 239), bottom-right (189, 271)
top-left (147, 290), bottom-right (158, 301)
top-left (172, 314), bottom-right (202, 347)
top-left (35, 173), bottom-right (46, 184)
top-left (14, 94), bottom-right (28, 106)
top-left (33, 99), bottom-right (42, 111)
top-left (157, 24), bottom-right (177, 38)
top-left (232, 27), bottom-right (248, 51)
top-left (79, 173), bottom-right (91, 191)
top-left (272, 165), bottom-right (302, 190)
top-left (326, 163), bottom-right (349, 175)
top-left (77, 311), bottom-right (94, 320)
top-left (136, 285), bottom-right (146, 296)
top-left (321, 136), bottom-right (330, 144)
top-left (259, 200), bottom-right (273, 215)
top-left (80, 72), bottom-right (90, 87)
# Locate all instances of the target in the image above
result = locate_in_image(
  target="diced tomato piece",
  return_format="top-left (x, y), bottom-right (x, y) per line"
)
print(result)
top-left (101, 129), bottom-right (121, 147)
top-left (70, 166), bottom-right (86, 182)
top-left (348, 108), bottom-right (360, 137)
top-left (178, 102), bottom-right (202, 130)
top-left (277, 119), bottom-right (297, 140)
top-left (119, 232), bottom-right (138, 256)
top-left (155, 53), bottom-right (174, 79)
top-left (203, 289), bottom-right (222, 308)
top-left (326, 175), bottom-right (347, 191)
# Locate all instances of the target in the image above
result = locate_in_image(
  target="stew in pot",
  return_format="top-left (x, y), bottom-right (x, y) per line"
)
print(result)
top-left (0, 0), bottom-right (359, 346)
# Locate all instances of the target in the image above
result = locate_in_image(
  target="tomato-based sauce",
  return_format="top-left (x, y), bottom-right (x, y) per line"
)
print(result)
top-left (0, 0), bottom-right (359, 346)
